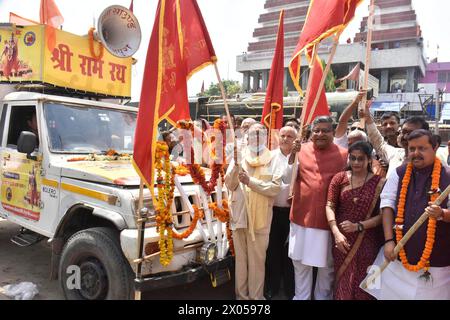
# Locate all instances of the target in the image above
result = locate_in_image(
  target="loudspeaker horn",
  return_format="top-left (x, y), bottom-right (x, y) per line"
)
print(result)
top-left (97, 5), bottom-right (141, 58)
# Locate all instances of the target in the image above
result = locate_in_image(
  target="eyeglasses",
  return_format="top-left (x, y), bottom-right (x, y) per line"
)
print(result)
top-left (351, 127), bottom-right (365, 132)
top-left (312, 128), bottom-right (333, 134)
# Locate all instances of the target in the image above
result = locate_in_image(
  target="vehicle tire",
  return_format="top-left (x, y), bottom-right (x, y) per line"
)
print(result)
top-left (59, 227), bottom-right (134, 300)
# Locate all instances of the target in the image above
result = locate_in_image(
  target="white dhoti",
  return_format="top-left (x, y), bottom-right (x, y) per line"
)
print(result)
top-left (289, 223), bottom-right (334, 300)
top-left (361, 247), bottom-right (450, 300)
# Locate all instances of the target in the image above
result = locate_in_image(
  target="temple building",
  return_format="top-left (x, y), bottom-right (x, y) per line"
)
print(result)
top-left (236, 0), bottom-right (427, 96)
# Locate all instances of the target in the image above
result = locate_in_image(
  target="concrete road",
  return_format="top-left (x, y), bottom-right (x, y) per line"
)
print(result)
top-left (0, 218), bottom-right (62, 300)
top-left (0, 218), bottom-right (234, 300)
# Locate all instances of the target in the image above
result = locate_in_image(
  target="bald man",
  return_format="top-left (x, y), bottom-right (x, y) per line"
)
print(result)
top-left (264, 126), bottom-right (298, 300)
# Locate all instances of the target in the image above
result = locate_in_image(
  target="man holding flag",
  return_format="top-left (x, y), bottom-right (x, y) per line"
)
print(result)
top-left (286, 0), bottom-right (362, 300)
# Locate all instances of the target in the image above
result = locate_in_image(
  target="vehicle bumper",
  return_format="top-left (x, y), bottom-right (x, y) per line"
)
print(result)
top-left (133, 254), bottom-right (234, 292)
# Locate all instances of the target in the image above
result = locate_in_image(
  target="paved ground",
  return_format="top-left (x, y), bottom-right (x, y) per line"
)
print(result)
top-left (0, 218), bottom-right (288, 300)
top-left (0, 218), bottom-right (236, 300)
top-left (0, 218), bottom-right (62, 300)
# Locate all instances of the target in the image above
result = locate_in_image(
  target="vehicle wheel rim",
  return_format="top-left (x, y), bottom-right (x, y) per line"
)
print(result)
top-left (79, 258), bottom-right (108, 300)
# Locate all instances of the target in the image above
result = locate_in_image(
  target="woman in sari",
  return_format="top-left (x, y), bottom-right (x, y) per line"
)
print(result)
top-left (326, 141), bottom-right (385, 300)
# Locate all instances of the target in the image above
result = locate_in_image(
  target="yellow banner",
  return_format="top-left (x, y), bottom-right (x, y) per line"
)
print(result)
top-left (43, 26), bottom-right (132, 97)
top-left (0, 25), bottom-right (132, 97)
top-left (0, 25), bottom-right (43, 82)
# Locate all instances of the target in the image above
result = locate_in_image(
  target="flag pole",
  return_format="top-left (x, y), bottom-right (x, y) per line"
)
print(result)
top-left (213, 62), bottom-right (236, 144)
top-left (359, 0), bottom-right (375, 127)
top-left (134, 179), bottom-right (146, 300)
top-left (289, 36), bottom-right (339, 196)
top-left (288, 56), bottom-right (315, 196)
top-left (306, 35), bottom-right (339, 125)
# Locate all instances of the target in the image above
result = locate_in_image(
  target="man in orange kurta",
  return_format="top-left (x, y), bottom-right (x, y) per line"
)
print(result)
top-left (287, 116), bottom-right (348, 300)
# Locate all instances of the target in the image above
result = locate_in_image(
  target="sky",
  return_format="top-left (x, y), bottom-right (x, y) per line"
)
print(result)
top-left (0, 0), bottom-right (449, 101)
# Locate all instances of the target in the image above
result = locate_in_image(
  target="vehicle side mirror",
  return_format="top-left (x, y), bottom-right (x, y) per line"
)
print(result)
top-left (17, 131), bottom-right (37, 159)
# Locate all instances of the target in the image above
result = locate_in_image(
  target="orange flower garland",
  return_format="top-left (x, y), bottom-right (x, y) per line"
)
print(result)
top-left (176, 120), bottom-right (225, 194)
top-left (88, 28), bottom-right (104, 60)
top-left (395, 158), bottom-right (441, 272)
top-left (209, 200), bottom-right (234, 256)
top-left (172, 205), bottom-right (204, 240)
top-left (155, 141), bottom-right (175, 266)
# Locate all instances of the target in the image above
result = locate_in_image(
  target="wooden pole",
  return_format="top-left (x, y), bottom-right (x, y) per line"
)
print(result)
top-left (213, 62), bottom-right (236, 144)
top-left (289, 37), bottom-right (339, 196)
top-left (306, 36), bottom-right (340, 125)
top-left (359, 0), bottom-right (375, 128)
top-left (134, 179), bottom-right (146, 300)
top-left (361, 183), bottom-right (450, 290)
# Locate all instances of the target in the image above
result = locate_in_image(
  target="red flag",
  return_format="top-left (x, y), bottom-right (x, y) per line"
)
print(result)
top-left (289, 0), bottom-right (362, 94)
top-left (40, 0), bottom-right (64, 53)
top-left (39, 0), bottom-right (64, 28)
top-left (337, 62), bottom-right (360, 82)
top-left (133, 0), bottom-right (216, 197)
top-left (9, 12), bottom-right (39, 26)
top-left (261, 10), bottom-right (284, 133)
top-left (303, 52), bottom-right (330, 125)
top-left (129, 0), bottom-right (134, 12)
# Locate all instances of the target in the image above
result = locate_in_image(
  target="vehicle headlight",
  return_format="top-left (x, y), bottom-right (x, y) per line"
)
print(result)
top-left (199, 242), bottom-right (217, 265)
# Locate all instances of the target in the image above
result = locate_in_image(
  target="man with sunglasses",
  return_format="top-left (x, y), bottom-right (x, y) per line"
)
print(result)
top-left (287, 116), bottom-right (348, 300)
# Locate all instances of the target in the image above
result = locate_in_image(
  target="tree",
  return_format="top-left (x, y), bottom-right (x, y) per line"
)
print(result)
top-left (320, 59), bottom-right (336, 92)
top-left (202, 80), bottom-right (242, 97)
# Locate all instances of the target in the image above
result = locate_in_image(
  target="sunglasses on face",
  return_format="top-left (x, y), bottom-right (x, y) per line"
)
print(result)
top-left (351, 127), bottom-right (365, 132)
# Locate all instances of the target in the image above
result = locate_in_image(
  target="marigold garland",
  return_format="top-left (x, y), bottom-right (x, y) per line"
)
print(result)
top-left (395, 158), bottom-right (441, 272)
top-left (209, 200), bottom-right (234, 256)
top-left (176, 120), bottom-right (226, 194)
top-left (172, 205), bottom-right (204, 240)
top-left (88, 27), bottom-right (104, 60)
top-left (155, 141), bottom-right (175, 266)
top-left (154, 120), bottom-right (233, 263)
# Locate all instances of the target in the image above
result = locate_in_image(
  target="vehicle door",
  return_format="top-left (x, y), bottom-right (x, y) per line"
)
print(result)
top-left (0, 104), bottom-right (45, 233)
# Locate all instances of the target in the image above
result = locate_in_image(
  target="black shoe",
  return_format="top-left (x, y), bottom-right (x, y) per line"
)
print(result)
top-left (264, 290), bottom-right (272, 300)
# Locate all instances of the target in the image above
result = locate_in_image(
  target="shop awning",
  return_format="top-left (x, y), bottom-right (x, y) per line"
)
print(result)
top-left (369, 102), bottom-right (406, 113)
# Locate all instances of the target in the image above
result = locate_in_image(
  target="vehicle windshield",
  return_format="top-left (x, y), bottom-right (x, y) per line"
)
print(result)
top-left (44, 102), bottom-right (137, 154)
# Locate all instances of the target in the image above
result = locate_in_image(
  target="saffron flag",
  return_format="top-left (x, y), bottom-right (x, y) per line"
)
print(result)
top-left (9, 13), bottom-right (39, 26)
top-left (337, 62), bottom-right (360, 83)
top-left (261, 10), bottom-right (284, 133)
top-left (39, 0), bottom-right (64, 28)
top-left (289, 0), bottom-right (362, 125)
top-left (40, 0), bottom-right (64, 52)
top-left (289, 0), bottom-right (362, 94)
top-left (133, 0), bottom-right (216, 197)
top-left (303, 51), bottom-right (330, 125)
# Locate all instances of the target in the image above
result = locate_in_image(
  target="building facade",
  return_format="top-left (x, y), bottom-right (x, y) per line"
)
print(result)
top-left (236, 0), bottom-right (427, 96)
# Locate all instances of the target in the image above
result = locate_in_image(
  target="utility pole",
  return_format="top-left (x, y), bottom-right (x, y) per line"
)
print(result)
top-left (435, 89), bottom-right (443, 135)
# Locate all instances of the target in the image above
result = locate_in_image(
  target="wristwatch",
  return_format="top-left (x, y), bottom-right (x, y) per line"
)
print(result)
top-left (357, 222), bottom-right (364, 232)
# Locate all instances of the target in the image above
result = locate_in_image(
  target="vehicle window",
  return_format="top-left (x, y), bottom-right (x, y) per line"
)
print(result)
top-left (6, 106), bottom-right (37, 148)
top-left (0, 104), bottom-right (7, 146)
top-left (44, 102), bottom-right (137, 154)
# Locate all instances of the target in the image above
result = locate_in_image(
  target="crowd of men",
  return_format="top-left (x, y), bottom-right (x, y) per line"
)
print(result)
top-left (164, 91), bottom-right (450, 300)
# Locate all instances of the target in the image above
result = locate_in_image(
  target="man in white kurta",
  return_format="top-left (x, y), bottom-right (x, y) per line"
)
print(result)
top-left (225, 123), bottom-right (282, 300)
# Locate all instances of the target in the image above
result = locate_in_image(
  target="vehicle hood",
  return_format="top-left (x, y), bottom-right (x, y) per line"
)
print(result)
top-left (60, 160), bottom-right (196, 186)
top-left (61, 161), bottom-right (141, 186)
